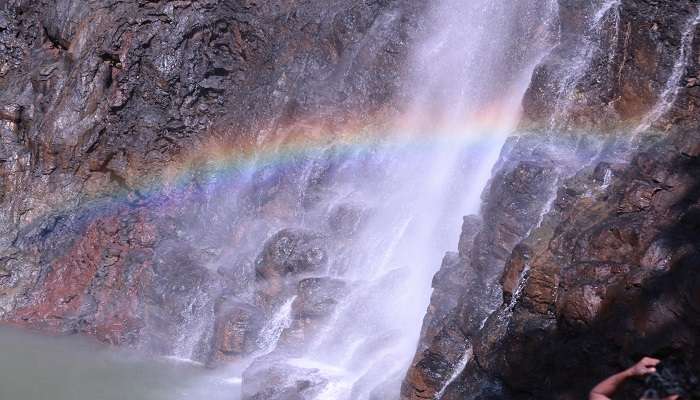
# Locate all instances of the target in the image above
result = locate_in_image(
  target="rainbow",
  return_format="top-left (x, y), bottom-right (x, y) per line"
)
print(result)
top-left (11, 95), bottom-right (666, 233)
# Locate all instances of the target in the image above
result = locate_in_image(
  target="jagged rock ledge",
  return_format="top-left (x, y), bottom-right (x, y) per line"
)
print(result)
top-left (402, 0), bottom-right (700, 399)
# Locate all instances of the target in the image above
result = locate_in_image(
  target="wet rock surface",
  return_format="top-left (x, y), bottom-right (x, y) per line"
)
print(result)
top-left (402, 158), bottom-right (561, 400)
top-left (242, 356), bottom-right (330, 400)
top-left (208, 297), bottom-right (264, 365)
top-left (254, 229), bottom-right (328, 310)
top-left (455, 135), bottom-right (700, 400)
top-left (404, 0), bottom-right (700, 399)
top-left (0, 0), bottom-right (424, 358)
top-left (522, 0), bottom-right (699, 132)
top-left (1, 0), bottom-right (699, 399)
top-left (280, 277), bottom-right (348, 346)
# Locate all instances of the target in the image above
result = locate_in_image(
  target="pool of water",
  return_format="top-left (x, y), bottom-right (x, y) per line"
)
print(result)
top-left (0, 327), bottom-right (240, 400)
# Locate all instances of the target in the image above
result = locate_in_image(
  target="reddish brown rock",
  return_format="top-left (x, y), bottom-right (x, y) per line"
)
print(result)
top-left (0, 0), bottom-right (426, 354)
top-left (6, 214), bottom-right (153, 345)
top-left (521, 0), bottom-right (699, 132)
top-left (402, 159), bottom-right (560, 400)
top-left (618, 180), bottom-right (662, 213)
top-left (208, 298), bottom-right (264, 365)
top-left (453, 139), bottom-right (700, 399)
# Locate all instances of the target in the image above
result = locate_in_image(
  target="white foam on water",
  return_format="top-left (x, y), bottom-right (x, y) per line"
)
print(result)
top-left (163, 355), bottom-right (206, 367)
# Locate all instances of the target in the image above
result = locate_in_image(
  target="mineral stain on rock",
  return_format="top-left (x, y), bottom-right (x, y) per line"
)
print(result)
top-left (1, 0), bottom-right (700, 400)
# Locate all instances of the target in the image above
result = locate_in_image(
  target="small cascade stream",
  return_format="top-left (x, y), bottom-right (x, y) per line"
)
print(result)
top-left (423, 4), bottom-right (700, 398)
top-left (549, 0), bottom-right (622, 130)
top-left (256, 296), bottom-right (297, 355)
top-left (635, 7), bottom-right (700, 133)
top-left (1, 0), bottom-right (698, 399)
top-left (435, 347), bottom-right (473, 400)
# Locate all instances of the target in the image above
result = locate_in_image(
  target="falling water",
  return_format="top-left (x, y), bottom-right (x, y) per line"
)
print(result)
top-left (635, 7), bottom-right (700, 133)
top-left (505, 265), bottom-right (532, 315)
top-left (601, 168), bottom-right (613, 190)
top-left (593, 0), bottom-right (622, 24)
top-left (549, 0), bottom-right (622, 130)
top-left (255, 296), bottom-right (296, 355)
top-left (227, 1), bottom-right (560, 399)
top-left (1, 0), bottom-right (694, 399)
top-left (435, 347), bottom-right (474, 400)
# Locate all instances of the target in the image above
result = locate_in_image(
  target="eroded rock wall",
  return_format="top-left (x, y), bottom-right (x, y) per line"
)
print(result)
top-left (0, 0), bottom-right (424, 359)
top-left (1, 0), bottom-right (699, 398)
top-left (403, 0), bottom-right (700, 399)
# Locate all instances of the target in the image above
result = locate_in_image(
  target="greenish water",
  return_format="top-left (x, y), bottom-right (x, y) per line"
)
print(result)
top-left (0, 327), bottom-right (240, 400)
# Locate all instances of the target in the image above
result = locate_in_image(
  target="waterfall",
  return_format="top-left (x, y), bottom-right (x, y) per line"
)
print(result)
top-left (3, 0), bottom-right (698, 398)
top-left (216, 1), bottom-right (695, 398)
top-left (230, 1), bottom-right (560, 399)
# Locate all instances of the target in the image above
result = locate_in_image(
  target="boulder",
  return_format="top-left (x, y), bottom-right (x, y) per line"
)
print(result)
top-left (208, 297), bottom-right (265, 365)
top-left (254, 229), bottom-right (328, 310)
top-left (242, 356), bottom-right (329, 400)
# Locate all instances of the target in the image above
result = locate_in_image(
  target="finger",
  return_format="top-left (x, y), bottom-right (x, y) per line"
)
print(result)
top-left (642, 357), bottom-right (661, 365)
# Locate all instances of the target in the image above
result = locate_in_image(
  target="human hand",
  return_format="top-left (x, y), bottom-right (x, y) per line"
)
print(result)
top-left (628, 357), bottom-right (661, 377)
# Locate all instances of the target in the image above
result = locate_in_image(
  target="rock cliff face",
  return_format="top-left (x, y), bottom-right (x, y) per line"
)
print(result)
top-left (0, 0), bottom-right (423, 359)
top-left (402, 0), bottom-right (700, 399)
top-left (1, 0), bottom-right (699, 399)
